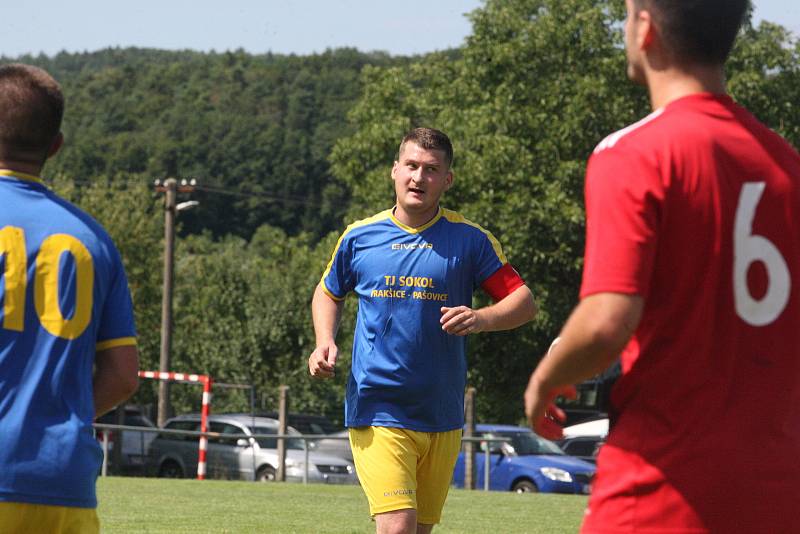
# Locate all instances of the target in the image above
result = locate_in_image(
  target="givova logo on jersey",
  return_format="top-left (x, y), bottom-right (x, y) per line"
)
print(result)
top-left (391, 243), bottom-right (433, 250)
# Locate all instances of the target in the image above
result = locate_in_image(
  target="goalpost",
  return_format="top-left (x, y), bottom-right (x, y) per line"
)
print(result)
top-left (138, 371), bottom-right (213, 480)
top-left (137, 371), bottom-right (255, 480)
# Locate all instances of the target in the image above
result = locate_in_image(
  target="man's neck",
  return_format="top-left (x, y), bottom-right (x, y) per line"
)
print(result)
top-left (0, 159), bottom-right (43, 177)
top-left (393, 205), bottom-right (439, 229)
top-left (646, 64), bottom-right (727, 110)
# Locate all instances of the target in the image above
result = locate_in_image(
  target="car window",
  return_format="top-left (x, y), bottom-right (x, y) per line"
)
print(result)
top-left (164, 420), bottom-right (200, 441)
top-left (564, 439), bottom-right (598, 457)
top-left (209, 422), bottom-right (244, 445)
top-left (478, 430), bottom-right (565, 456)
top-left (250, 426), bottom-right (278, 448)
top-left (125, 415), bottom-right (155, 428)
top-left (250, 426), bottom-right (305, 450)
top-left (308, 423), bottom-right (326, 435)
top-left (477, 432), bottom-right (506, 454)
top-left (261, 412), bottom-right (341, 434)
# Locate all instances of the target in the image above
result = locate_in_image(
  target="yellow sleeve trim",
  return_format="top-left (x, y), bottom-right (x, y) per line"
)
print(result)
top-left (320, 282), bottom-right (346, 302)
top-left (96, 337), bottom-right (138, 351)
top-left (441, 208), bottom-right (509, 264)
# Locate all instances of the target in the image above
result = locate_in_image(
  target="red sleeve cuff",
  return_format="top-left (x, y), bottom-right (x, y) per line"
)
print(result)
top-left (481, 263), bottom-right (525, 302)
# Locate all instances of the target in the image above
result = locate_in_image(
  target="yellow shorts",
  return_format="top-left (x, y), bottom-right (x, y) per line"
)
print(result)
top-left (349, 426), bottom-right (462, 525)
top-left (0, 501), bottom-right (99, 534)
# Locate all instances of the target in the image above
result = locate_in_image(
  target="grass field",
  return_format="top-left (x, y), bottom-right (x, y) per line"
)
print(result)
top-left (97, 477), bottom-right (587, 533)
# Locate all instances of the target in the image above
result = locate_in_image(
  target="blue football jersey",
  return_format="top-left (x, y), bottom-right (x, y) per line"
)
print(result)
top-left (0, 171), bottom-right (137, 508)
top-left (322, 207), bottom-right (508, 432)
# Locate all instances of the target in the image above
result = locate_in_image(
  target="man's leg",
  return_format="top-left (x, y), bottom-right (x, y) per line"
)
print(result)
top-left (349, 427), bottom-right (426, 534)
top-left (415, 429), bottom-right (462, 530)
top-left (375, 509), bottom-right (419, 534)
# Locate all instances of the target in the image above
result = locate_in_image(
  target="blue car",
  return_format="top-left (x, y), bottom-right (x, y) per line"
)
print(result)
top-left (452, 424), bottom-right (595, 494)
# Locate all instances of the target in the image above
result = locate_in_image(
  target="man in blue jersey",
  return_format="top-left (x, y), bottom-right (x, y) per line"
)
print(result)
top-left (309, 128), bottom-right (536, 534)
top-left (0, 64), bottom-right (139, 534)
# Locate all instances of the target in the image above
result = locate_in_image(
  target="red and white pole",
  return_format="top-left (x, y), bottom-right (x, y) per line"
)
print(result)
top-left (137, 370), bottom-right (214, 481)
top-left (197, 376), bottom-right (213, 480)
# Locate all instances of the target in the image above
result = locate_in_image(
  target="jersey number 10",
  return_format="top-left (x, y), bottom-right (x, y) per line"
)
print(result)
top-left (0, 226), bottom-right (94, 339)
top-left (734, 182), bottom-right (791, 327)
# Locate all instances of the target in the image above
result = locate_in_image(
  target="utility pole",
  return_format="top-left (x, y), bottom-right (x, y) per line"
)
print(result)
top-left (154, 178), bottom-right (197, 427)
top-left (277, 385), bottom-right (290, 482)
top-left (464, 387), bottom-right (476, 490)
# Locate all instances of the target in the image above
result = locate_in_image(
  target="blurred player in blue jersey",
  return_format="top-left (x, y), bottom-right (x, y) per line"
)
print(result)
top-left (309, 128), bottom-right (536, 534)
top-left (0, 64), bottom-right (140, 534)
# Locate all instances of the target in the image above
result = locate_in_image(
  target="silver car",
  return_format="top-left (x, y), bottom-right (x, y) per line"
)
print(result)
top-left (95, 406), bottom-right (158, 474)
top-left (148, 414), bottom-right (357, 484)
top-left (308, 430), bottom-right (353, 463)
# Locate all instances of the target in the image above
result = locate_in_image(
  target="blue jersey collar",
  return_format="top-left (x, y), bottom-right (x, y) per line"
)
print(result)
top-left (389, 206), bottom-right (443, 234)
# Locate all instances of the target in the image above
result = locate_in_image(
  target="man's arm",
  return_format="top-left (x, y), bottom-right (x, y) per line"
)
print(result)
top-left (440, 284), bottom-right (537, 335)
top-left (94, 345), bottom-right (139, 418)
top-left (524, 292), bottom-right (643, 439)
top-left (308, 283), bottom-right (346, 379)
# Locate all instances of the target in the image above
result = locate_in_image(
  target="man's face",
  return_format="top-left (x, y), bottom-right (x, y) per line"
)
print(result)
top-left (624, 0), bottom-right (647, 85)
top-left (391, 141), bottom-right (452, 217)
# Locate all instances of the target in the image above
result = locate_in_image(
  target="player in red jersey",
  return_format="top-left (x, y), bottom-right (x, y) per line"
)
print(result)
top-left (524, 0), bottom-right (800, 532)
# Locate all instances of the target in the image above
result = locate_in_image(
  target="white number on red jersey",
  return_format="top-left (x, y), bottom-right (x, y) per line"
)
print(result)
top-left (733, 182), bottom-right (791, 326)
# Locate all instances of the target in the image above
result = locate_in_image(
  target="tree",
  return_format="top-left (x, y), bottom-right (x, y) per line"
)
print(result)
top-left (328, 0), bottom-right (800, 422)
top-left (28, 2), bottom-right (799, 424)
top-left (14, 47), bottom-right (405, 241)
top-left (164, 227), bottom-right (356, 424)
top-left (729, 21), bottom-right (800, 147)
top-left (50, 174), bottom-right (164, 385)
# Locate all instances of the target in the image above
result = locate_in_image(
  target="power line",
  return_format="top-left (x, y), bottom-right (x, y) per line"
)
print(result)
top-left (194, 183), bottom-right (324, 207)
top-left (49, 176), bottom-right (329, 208)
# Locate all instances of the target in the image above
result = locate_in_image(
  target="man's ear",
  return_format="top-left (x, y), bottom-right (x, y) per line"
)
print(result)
top-left (637, 9), bottom-right (656, 50)
top-left (47, 132), bottom-right (64, 159)
top-left (445, 171), bottom-right (453, 190)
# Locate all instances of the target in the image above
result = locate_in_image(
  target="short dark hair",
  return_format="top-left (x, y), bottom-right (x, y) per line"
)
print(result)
top-left (634, 0), bottom-right (748, 65)
top-left (398, 128), bottom-right (453, 169)
top-left (0, 64), bottom-right (64, 161)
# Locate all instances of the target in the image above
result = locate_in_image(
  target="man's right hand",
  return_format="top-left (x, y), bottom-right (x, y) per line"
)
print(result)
top-left (308, 343), bottom-right (338, 379)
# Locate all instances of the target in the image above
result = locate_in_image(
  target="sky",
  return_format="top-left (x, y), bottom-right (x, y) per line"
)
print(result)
top-left (3, 1), bottom-right (799, 59)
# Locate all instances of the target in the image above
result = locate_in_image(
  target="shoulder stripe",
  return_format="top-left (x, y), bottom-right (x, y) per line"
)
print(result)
top-left (0, 169), bottom-right (44, 184)
top-left (96, 337), bottom-right (137, 352)
top-left (319, 209), bottom-right (393, 292)
top-left (441, 208), bottom-right (508, 264)
top-left (593, 108), bottom-right (664, 154)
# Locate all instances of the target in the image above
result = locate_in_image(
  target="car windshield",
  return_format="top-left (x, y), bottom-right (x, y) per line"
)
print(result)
top-left (250, 426), bottom-right (305, 450)
top-left (483, 431), bottom-right (565, 456)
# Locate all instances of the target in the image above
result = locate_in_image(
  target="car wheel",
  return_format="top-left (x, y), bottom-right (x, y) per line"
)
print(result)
top-left (158, 460), bottom-right (184, 479)
top-left (512, 480), bottom-right (538, 493)
top-left (256, 465), bottom-right (276, 482)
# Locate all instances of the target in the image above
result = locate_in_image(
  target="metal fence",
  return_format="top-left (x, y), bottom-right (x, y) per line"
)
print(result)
top-left (94, 423), bottom-right (510, 490)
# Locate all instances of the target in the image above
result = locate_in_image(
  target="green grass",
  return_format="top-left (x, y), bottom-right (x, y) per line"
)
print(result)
top-left (97, 477), bottom-right (586, 533)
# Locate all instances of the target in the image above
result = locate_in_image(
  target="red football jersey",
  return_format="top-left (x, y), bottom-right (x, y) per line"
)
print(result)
top-left (580, 94), bottom-right (800, 533)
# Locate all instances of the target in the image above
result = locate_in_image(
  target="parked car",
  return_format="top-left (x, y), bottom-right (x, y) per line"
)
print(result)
top-left (562, 417), bottom-right (609, 438)
top-left (556, 435), bottom-right (605, 464)
top-left (307, 430), bottom-right (353, 462)
top-left (558, 417), bottom-right (608, 464)
top-left (452, 424), bottom-right (596, 494)
top-left (148, 414), bottom-right (357, 484)
top-left (255, 412), bottom-right (341, 436)
top-left (95, 406), bottom-right (157, 474)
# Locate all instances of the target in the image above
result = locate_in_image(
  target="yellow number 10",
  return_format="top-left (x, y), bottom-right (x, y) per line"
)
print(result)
top-left (1, 226), bottom-right (94, 339)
